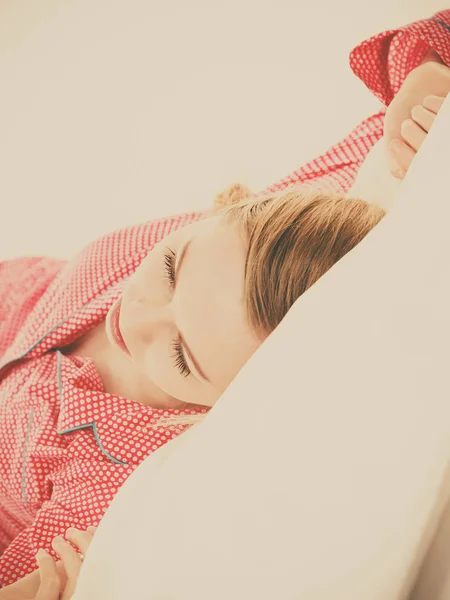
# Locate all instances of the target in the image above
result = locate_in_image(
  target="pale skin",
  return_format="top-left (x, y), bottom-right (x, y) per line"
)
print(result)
top-left (66, 216), bottom-right (262, 411)
top-left (387, 93), bottom-right (445, 176)
top-left (385, 52), bottom-right (450, 178)
top-left (1, 50), bottom-right (448, 600)
top-left (77, 64), bottom-right (449, 414)
top-left (82, 57), bottom-right (448, 415)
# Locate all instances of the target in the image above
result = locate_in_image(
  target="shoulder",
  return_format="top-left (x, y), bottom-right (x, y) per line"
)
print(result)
top-left (0, 256), bottom-right (65, 359)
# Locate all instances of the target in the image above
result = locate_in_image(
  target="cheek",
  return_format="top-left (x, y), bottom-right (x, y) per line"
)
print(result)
top-left (140, 346), bottom-right (175, 389)
top-left (124, 253), bottom-right (166, 306)
top-left (139, 345), bottom-right (218, 406)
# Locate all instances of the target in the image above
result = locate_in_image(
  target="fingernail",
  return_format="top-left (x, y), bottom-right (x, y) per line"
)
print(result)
top-left (87, 526), bottom-right (97, 534)
top-left (36, 548), bottom-right (48, 559)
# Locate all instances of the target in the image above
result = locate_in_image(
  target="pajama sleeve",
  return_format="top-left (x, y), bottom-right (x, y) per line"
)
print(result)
top-left (0, 460), bottom-right (135, 586)
top-left (0, 257), bottom-right (65, 361)
top-left (350, 9), bottom-right (450, 106)
top-left (261, 9), bottom-right (450, 197)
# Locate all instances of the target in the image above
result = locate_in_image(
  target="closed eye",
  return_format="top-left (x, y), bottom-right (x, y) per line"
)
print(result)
top-left (162, 239), bottom-right (210, 383)
top-left (162, 248), bottom-right (191, 378)
top-left (171, 336), bottom-right (192, 378)
top-left (163, 247), bottom-right (176, 290)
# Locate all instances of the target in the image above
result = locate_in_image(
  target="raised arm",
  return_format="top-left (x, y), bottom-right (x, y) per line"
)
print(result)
top-left (261, 9), bottom-right (450, 197)
top-left (350, 9), bottom-right (450, 178)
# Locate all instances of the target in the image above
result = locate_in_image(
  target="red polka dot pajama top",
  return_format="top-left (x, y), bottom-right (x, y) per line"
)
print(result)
top-left (1, 9), bottom-right (449, 586)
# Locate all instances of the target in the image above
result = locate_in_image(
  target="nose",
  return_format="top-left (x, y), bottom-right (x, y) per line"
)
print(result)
top-left (127, 299), bottom-right (175, 342)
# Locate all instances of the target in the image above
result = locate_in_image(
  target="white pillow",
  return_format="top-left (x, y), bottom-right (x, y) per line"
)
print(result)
top-left (73, 97), bottom-right (450, 600)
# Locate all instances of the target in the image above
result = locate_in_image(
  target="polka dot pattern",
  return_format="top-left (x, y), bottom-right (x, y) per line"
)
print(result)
top-left (1, 9), bottom-right (449, 586)
top-left (0, 213), bottom-right (208, 586)
top-left (262, 9), bottom-right (450, 199)
top-left (350, 9), bottom-right (450, 107)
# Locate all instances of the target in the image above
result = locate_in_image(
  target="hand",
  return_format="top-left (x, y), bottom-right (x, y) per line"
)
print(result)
top-left (35, 527), bottom-right (97, 600)
top-left (388, 95), bottom-right (446, 178)
top-left (0, 527), bottom-right (97, 600)
top-left (384, 60), bottom-right (450, 178)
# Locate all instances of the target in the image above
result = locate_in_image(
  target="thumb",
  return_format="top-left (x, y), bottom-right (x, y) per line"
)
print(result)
top-left (35, 549), bottom-right (61, 600)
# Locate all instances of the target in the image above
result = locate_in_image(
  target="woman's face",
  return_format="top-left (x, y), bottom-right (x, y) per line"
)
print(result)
top-left (105, 216), bottom-right (262, 409)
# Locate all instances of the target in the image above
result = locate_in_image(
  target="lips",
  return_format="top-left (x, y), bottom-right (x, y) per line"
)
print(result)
top-left (111, 299), bottom-right (131, 355)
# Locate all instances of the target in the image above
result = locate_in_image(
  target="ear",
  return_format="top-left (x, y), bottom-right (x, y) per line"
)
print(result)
top-left (212, 183), bottom-right (253, 212)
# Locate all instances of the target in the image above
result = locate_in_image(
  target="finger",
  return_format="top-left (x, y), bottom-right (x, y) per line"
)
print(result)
top-left (35, 549), bottom-right (61, 600)
top-left (65, 527), bottom-right (95, 555)
top-left (400, 119), bottom-right (427, 152)
top-left (411, 105), bottom-right (436, 133)
top-left (86, 526), bottom-right (97, 535)
top-left (52, 536), bottom-right (83, 581)
top-left (388, 139), bottom-right (415, 178)
top-left (423, 95), bottom-right (446, 114)
top-left (55, 559), bottom-right (69, 592)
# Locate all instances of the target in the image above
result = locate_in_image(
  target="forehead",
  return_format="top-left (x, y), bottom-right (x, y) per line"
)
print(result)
top-left (175, 217), bottom-right (261, 389)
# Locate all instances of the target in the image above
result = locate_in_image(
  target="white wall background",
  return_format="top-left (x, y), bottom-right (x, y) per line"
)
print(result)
top-left (0, 0), bottom-right (446, 260)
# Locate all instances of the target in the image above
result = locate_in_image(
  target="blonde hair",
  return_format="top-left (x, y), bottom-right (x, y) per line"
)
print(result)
top-left (152, 184), bottom-right (386, 432)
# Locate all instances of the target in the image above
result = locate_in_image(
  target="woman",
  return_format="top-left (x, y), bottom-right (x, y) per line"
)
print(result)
top-left (1, 96), bottom-right (447, 600)
top-left (0, 187), bottom-right (385, 591)
top-left (0, 6), bottom-right (449, 595)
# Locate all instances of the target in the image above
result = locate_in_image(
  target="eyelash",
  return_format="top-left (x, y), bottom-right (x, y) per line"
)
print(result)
top-left (171, 337), bottom-right (192, 379)
top-left (163, 247), bottom-right (176, 290)
top-left (163, 247), bottom-right (192, 379)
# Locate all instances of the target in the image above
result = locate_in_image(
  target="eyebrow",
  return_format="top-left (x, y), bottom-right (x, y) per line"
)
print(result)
top-left (175, 239), bottom-right (211, 384)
